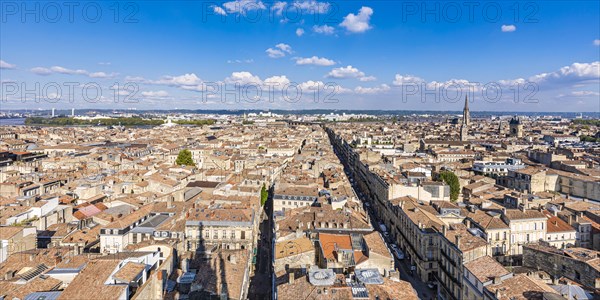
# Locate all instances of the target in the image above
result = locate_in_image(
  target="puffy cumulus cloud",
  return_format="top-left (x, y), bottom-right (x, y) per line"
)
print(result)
top-left (153, 73), bottom-right (203, 86)
top-left (594, 39), bottom-right (600, 46)
top-left (501, 24), bottom-right (516, 32)
top-left (354, 84), bottom-right (390, 94)
top-left (528, 61), bottom-right (600, 86)
top-left (225, 71), bottom-right (263, 85)
top-left (312, 24), bottom-right (335, 35)
top-left (340, 7), bottom-right (373, 33)
top-left (295, 56), bottom-right (335, 66)
top-left (327, 65), bottom-right (374, 82)
top-left (221, 0), bottom-right (266, 15)
top-left (296, 28), bottom-right (305, 36)
top-left (392, 74), bottom-right (425, 85)
top-left (264, 75), bottom-right (291, 86)
top-left (266, 43), bottom-right (293, 58)
top-left (0, 60), bottom-right (16, 69)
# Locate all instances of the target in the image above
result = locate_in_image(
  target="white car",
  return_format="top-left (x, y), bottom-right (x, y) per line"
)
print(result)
top-left (394, 249), bottom-right (404, 260)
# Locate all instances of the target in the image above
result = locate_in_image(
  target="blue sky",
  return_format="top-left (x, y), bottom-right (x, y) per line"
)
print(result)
top-left (1, 0), bottom-right (599, 111)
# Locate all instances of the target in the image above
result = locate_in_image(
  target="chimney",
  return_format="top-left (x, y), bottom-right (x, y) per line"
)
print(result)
top-left (289, 272), bottom-right (295, 284)
top-left (167, 197), bottom-right (173, 208)
top-left (455, 235), bottom-right (462, 247)
top-left (228, 254), bottom-right (236, 264)
top-left (465, 219), bottom-right (471, 228)
top-left (493, 276), bottom-right (501, 284)
top-left (441, 225), bottom-right (447, 236)
top-left (501, 208), bottom-right (506, 215)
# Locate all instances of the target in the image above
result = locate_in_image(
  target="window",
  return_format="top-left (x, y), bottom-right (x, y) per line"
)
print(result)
top-left (222, 230), bottom-right (227, 239)
top-left (213, 230), bottom-right (219, 239)
top-left (205, 231), bottom-right (210, 238)
top-left (231, 231), bottom-right (236, 239)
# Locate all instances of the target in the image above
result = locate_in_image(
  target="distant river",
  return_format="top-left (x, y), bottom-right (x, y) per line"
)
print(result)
top-left (0, 118), bottom-right (26, 126)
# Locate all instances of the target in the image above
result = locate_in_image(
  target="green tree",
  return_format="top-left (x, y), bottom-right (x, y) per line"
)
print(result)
top-left (260, 184), bottom-right (268, 206)
top-left (175, 149), bottom-right (195, 166)
top-left (439, 170), bottom-right (460, 202)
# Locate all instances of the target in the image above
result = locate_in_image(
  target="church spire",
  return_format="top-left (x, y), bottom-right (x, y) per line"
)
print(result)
top-left (462, 95), bottom-right (470, 126)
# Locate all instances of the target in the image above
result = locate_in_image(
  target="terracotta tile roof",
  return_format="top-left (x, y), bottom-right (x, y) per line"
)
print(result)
top-left (112, 262), bottom-right (145, 282)
top-left (58, 260), bottom-right (127, 300)
top-left (485, 274), bottom-right (557, 300)
top-left (318, 233), bottom-right (352, 260)
top-left (543, 211), bottom-right (576, 233)
top-left (275, 237), bottom-right (314, 259)
top-left (464, 255), bottom-right (510, 283)
top-left (362, 232), bottom-right (391, 258)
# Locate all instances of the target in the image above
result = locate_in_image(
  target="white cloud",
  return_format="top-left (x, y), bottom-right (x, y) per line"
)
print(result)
top-left (312, 24), bottom-right (335, 35)
top-left (594, 39), bottom-right (600, 46)
top-left (393, 74), bottom-right (425, 85)
top-left (528, 62), bottom-right (600, 85)
top-left (153, 73), bottom-right (203, 86)
top-left (327, 65), bottom-right (374, 81)
top-left (266, 43), bottom-right (292, 58)
top-left (29, 65), bottom-right (116, 78)
top-left (266, 48), bottom-right (286, 58)
top-left (222, 0), bottom-right (266, 15)
top-left (354, 84), bottom-right (390, 94)
top-left (50, 66), bottom-right (88, 75)
top-left (271, 1), bottom-right (287, 15)
top-left (213, 5), bottom-right (227, 15)
top-left (340, 7), bottom-right (373, 33)
top-left (30, 67), bottom-right (52, 76)
top-left (89, 72), bottom-right (113, 78)
top-left (98, 62), bottom-right (111, 65)
top-left (0, 60), bottom-right (16, 69)
top-left (264, 75), bottom-right (290, 87)
top-left (359, 75), bottom-right (376, 82)
top-left (141, 90), bottom-right (169, 98)
top-left (501, 25), bottom-right (516, 32)
top-left (276, 43), bottom-right (292, 53)
top-left (293, 1), bottom-right (330, 14)
top-left (296, 28), bottom-right (305, 36)
top-left (295, 56), bottom-right (335, 66)
top-left (225, 71), bottom-right (263, 85)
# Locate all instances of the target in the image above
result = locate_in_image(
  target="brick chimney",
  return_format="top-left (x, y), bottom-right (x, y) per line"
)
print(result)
top-left (289, 272), bottom-right (295, 284)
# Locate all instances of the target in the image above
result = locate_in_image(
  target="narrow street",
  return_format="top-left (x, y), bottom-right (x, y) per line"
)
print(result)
top-left (247, 188), bottom-right (274, 299)
top-left (331, 142), bottom-right (437, 300)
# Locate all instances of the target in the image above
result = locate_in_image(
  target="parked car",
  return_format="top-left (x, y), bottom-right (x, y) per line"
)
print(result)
top-left (427, 281), bottom-right (437, 289)
top-left (393, 248), bottom-right (404, 260)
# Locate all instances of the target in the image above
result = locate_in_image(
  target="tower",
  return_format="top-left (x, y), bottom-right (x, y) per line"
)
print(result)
top-left (509, 116), bottom-right (523, 138)
top-left (460, 95), bottom-right (470, 141)
top-left (462, 95), bottom-right (470, 126)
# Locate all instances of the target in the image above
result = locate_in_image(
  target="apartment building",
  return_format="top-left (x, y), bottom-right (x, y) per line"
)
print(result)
top-left (185, 206), bottom-right (256, 252)
top-left (437, 224), bottom-right (488, 300)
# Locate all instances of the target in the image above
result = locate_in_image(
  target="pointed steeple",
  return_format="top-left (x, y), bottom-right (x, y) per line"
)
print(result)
top-left (462, 95), bottom-right (470, 126)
